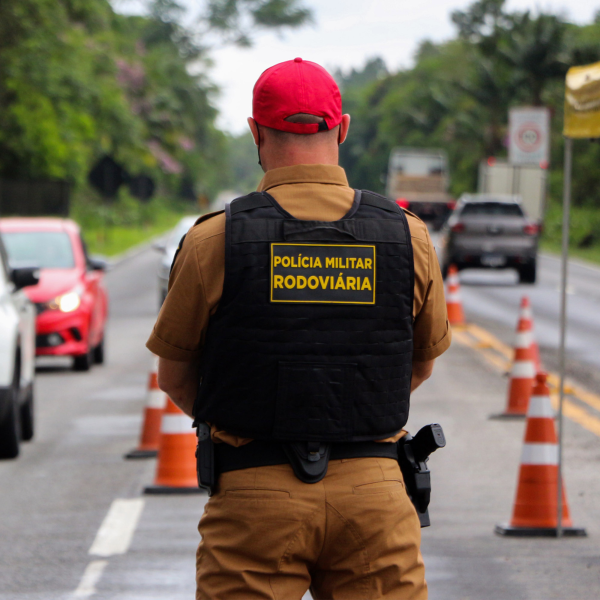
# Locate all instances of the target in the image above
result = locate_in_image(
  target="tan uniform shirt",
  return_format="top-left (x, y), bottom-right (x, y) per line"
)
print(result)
top-left (146, 164), bottom-right (451, 444)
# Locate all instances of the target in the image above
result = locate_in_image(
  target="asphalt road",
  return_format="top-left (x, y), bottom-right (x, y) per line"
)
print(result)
top-left (0, 244), bottom-right (598, 599)
top-left (431, 233), bottom-right (600, 393)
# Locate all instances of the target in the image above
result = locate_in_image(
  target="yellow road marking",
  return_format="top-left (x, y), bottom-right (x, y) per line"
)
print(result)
top-left (453, 324), bottom-right (600, 438)
top-left (549, 394), bottom-right (600, 437)
top-left (466, 323), bottom-right (513, 360)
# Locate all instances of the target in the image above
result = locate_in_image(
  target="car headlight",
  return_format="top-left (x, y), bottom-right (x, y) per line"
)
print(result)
top-left (57, 292), bottom-right (81, 312)
top-left (48, 287), bottom-right (83, 313)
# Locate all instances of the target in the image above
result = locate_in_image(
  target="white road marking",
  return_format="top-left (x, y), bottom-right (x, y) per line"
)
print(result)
top-left (555, 284), bottom-right (576, 295)
top-left (72, 560), bottom-right (108, 598)
top-left (88, 498), bottom-right (145, 557)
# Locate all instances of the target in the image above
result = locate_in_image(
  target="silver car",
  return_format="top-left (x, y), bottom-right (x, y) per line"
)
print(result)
top-left (154, 216), bottom-right (199, 306)
top-left (438, 194), bottom-right (539, 284)
top-left (0, 235), bottom-right (38, 458)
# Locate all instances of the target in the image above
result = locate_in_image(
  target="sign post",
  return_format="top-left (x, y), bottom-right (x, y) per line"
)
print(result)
top-left (557, 61), bottom-right (600, 537)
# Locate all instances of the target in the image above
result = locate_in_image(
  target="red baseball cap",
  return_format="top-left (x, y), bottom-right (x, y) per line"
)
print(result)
top-left (252, 58), bottom-right (342, 134)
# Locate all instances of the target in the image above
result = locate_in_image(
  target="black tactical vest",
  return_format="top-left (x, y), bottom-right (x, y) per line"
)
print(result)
top-left (194, 190), bottom-right (414, 443)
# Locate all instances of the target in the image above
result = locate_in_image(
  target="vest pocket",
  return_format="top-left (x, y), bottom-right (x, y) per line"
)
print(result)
top-left (274, 362), bottom-right (356, 440)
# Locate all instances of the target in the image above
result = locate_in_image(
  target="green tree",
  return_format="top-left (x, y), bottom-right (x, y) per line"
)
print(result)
top-left (0, 0), bottom-right (312, 199)
top-left (339, 0), bottom-right (600, 206)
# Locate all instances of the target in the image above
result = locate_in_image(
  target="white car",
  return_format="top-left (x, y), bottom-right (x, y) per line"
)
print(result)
top-left (154, 216), bottom-right (199, 307)
top-left (0, 235), bottom-right (38, 459)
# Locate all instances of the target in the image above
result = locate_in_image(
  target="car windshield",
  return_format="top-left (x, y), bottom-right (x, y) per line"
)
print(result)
top-left (2, 231), bottom-right (75, 269)
top-left (461, 202), bottom-right (524, 217)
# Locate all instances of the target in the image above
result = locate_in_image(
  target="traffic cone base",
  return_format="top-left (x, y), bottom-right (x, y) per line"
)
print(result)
top-left (126, 360), bottom-right (166, 460)
top-left (144, 485), bottom-right (203, 495)
top-left (143, 399), bottom-right (202, 495)
top-left (490, 377), bottom-right (532, 419)
top-left (126, 448), bottom-right (158, 459)
top-left (494, 524), bottom-right (587, 537)
top-left (495, 373), bottom-right (586, 538)
top-left (125, 402), bottom-right (162, 458)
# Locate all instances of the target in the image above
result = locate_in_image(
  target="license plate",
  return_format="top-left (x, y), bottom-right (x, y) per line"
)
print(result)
top-left (481, 254), bottom-right (506, 267)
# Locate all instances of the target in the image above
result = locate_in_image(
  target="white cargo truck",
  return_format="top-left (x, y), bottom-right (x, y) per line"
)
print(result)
top-left (478, 159), bottom-right (547, 222)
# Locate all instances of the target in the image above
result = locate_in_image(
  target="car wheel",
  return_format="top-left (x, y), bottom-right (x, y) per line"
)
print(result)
top-left (0, 368), bottom-right (21, 459)
top-left (73, 347), bottom-right (93, 371)
top-left (519, 262), bottom-right (537, 284)
top-left (20, 384), bottom-right (34, 442)
top-left (93, 337), bottom-right (105, 365)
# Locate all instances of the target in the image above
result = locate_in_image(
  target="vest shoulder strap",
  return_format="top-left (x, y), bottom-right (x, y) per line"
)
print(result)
top-left (359, 190), bottom-right (402, 215)
top-left (229, 192), bottom-right (272, 215)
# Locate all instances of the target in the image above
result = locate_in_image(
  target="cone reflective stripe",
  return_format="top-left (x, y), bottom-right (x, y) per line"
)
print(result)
top-left (445, 265), bottom-right (465, 326)
top-left (125, 356), bottom-right (166, 459)
top-left (144, 398), bottom-right (201, 494)
top-left (520, 443), bottom-right (559, 465)
top-left (495, 373), bottom-right (586, 537)
top-left (160, 413), bottom-right (192, 434)
top-left (520, 296), bottom-right (542, 371)
top-left (498, 313), bottom-right (535, 417)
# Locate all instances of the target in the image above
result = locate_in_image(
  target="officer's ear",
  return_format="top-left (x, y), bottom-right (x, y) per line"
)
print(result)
top-left (248, 117), bottom-right (260, 146)
top-left (338, 114), bottom-right (351, 145)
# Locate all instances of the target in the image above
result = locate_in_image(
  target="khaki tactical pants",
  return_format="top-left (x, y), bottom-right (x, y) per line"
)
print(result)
top-left (196, 457), bottom-right (427, 599)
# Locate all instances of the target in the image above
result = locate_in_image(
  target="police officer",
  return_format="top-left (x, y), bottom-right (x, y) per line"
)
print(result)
top-left (147, 58), bottom-right (451, 600)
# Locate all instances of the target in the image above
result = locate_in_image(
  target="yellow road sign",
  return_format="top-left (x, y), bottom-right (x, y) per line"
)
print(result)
top-left (564, 61), bottom-right (600, 138)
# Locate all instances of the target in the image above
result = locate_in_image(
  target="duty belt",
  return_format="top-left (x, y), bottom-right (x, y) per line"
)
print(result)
top-left (215, 439), bottom-right (398, 482)
top-left (196, 423), bottom-right (446, 528)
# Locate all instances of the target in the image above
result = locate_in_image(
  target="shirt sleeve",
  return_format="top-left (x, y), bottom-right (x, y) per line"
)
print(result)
top-left (412, 227), bottom-right (451, 362)
top-left (145, 231), bottom-right (209, 362)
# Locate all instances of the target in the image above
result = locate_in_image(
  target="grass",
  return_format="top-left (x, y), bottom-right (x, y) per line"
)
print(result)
top-left (83, 215), bottom-right (185, 257)
top-left (541, 201), bottom-right (600, 266)
top-left (540, 239), bottom-right (600, 265)
top-left (71, 190), bottom-right (198, 257)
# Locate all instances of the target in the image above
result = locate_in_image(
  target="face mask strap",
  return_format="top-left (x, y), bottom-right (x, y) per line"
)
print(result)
top-left (257, 126), bottom-right (262, 167)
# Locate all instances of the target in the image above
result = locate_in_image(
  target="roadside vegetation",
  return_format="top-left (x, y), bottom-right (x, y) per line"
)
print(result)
top-left (71, 191), bottom-right (192, 256)
top-left (541, 202), bottom-right (600, 265)
top-left (2, 0), bottom-right (599, 262)
top-left (0, 0), bottom-right (307, 250)
top-left (336, 0), bottom-right (600, 263)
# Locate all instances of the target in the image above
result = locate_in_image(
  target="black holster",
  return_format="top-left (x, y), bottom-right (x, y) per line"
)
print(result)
top-left (195, 422), bottom-right (215, 496)
top-left (397, 424), bottom-right (446, 528)
top-left (283, 442), bottom-right (331, 483)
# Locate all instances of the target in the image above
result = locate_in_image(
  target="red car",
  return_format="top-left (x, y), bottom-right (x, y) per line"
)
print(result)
top-left (0, 218), bottom-right (109, 371)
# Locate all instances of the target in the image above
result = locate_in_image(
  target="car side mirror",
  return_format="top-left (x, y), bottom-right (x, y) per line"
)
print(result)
top-left (152, 241), bottom-right (167, 254)
top-left (88, 257), bottom-right (108, 272)
top-left (11, 267), bottom-right (40, 290)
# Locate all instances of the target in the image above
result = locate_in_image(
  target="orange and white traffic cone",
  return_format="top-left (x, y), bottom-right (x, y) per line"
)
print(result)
top-left (125, 356), bottom-right (166, 459)
top-left (493, 311), bottom-right (536, 418)
top-left (520, 296), bottom-right (542, 372)
top-left (445, 265), bottom-right (465, 326)
top-left (144, 398), bottom-right (201, 494)
top-left (495, 373), bottom-right (586, 537)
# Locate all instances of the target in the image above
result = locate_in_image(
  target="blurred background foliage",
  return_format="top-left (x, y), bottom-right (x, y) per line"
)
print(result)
top-left (334, 0), bottom-right (600, 260)
top-left (0, 0), bottom-right (307, 217)
top-left (337, 0), bottom-right (600, 207)
top-left (1, 0), bottom-right (599, 257)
